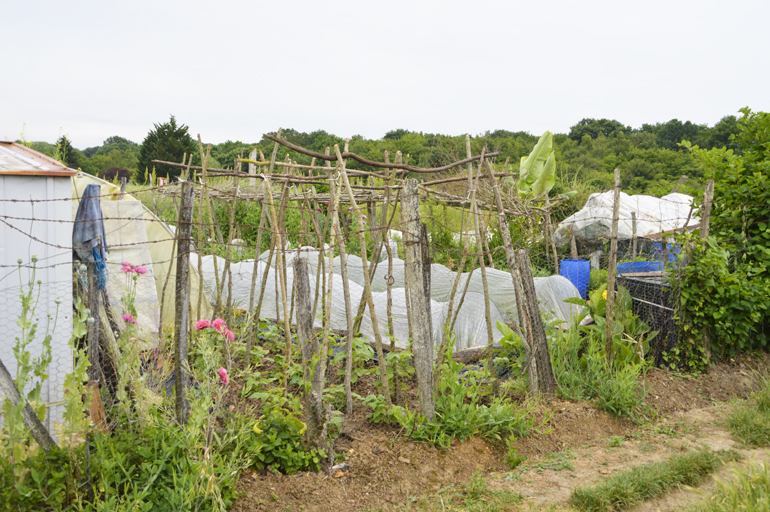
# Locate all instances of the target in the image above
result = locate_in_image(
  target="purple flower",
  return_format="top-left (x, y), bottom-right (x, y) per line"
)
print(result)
top-left (122, 313), bottom-right (136, 324)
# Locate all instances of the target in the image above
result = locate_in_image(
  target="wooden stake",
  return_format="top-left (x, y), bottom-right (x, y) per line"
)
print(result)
top-left (328, 171), bottom-right (355, 414)
top-left (700, 179), bottom-right (715, 362)
top-left (482, 160), bottom-right (556, 396)
top-left (604, 169), bottom-right (622, 366)
top-left (570, 224), bottom-right (578, 260)
top-left (701, 180), bottom-right (714, 240)
top-left (174, 181), bottom-right (195, 424)
top-left (402, 179), bottom-right (435, 420)
top-left (336, 145), bottom-right (392, 407)
top-left (631, 212), bottom-right (637, 258)
top-left (545, 194), bottom-right (559, 274)
top-left (294, 257), bottom-right (324, 444)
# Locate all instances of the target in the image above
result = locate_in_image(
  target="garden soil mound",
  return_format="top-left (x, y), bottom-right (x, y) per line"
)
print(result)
top-left (232, 353), bottom-right (770, 512)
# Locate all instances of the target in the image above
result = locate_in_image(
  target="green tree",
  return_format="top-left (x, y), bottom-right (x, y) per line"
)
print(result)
top-left (137, 116), bottom-right (196, 181)
top-left (568, 118), bottom-right (631, 142)
top-left (54, 136), bottom-right (96, 174)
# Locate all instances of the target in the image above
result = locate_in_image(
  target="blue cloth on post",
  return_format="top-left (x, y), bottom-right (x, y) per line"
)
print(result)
top-left (72, 183), bottom-right (110, 263)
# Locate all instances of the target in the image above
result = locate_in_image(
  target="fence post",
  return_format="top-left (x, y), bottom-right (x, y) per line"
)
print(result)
top-left (402, 179), bottom-right (434, 420)
top-left (701, 180), bottom-right (715, 240)
top-left (514, 249), bottom-right (558, 395)
top-left (294, 257), bottom-right (324, 445)
top-left (604, 169), bottom-right (622, 366)
top-left (570, 224), bottom-right (578, 260)
top-left (631, 212), bottom-right (637, 258)
top-left (700, 179), bottom-right (715, 361)
top-left (174, 181), bottom-right (194, 424)
top-left (87, 263), bottom-right (101, 384)
top-left (482, 161), bottom-right (556, 395)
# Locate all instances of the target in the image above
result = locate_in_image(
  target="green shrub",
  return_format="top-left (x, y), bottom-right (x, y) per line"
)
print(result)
top-left (364, 360), bottom-right (544, 448)
top-left (588, 268), bottom-right (608, 294)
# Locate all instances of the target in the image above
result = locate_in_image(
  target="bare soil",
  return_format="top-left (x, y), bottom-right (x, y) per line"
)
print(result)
top-left (232, 353), bottom-right (770, 512)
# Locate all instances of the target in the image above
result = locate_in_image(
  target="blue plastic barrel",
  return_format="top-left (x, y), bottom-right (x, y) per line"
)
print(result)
top-left (652, 242), bottom-right (681, 264)
top-left (617, 261), bottom-right (663, 274)
top-left (560, 259), bottom-right (591, 299)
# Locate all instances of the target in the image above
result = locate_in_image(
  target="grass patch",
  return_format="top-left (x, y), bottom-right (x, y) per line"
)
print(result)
top-left (521, 450), bottom-right (577, 475)
top-left (689, 457), bottom-right (770, 511)
top-left (401, 470), bottom-right (524, 511)
top-left (724, 377), bottom-right (770, 447)
top-left (569, 448), bottom-right (742, 512)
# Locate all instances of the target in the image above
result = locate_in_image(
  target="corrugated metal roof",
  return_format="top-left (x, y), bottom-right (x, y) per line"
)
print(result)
top-left (0, 141), bottom-right (78, 177)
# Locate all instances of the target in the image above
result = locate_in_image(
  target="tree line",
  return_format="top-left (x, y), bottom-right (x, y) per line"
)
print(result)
top-left (26, 113), bottom-right (744, 197)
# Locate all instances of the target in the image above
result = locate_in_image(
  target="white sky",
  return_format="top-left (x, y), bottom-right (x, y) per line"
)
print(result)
top-left (1, 0), bottom-right (768, 149)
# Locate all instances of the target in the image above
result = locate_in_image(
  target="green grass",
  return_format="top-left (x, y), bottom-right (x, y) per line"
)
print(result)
top-left (724, 377), bottom-right (770, 447)
top-left (688, 458), bottom-right (770, 511)
top-left (399, 470), bottom-right (524, 512)
top-left (569, 449), bottom-right (742, 512)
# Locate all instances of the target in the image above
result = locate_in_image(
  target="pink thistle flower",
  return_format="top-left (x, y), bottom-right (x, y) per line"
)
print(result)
top-left (122, 313), bottom-right (136, 324)
top-left (218, 367), bottom-right (229, 385)
top-left (212, 318), bottom-right (226, 333)
top-left (223, 328), bottom-right (235, 342)
top-left (195, 319), bottom-right (211, 330)
top-left (134, 266), bottom-right (148, 275)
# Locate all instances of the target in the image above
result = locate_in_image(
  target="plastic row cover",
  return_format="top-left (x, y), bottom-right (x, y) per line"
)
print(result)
top-left (199, 246), bottom-right (584, 349)
top-left (553, 191), bottom-right (698, 244)
top-left (197, 254), bottom-right (504, 350)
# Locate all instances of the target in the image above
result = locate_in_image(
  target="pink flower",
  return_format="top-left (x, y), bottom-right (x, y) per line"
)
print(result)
top-left (218, 367), bottom-right (229, 385)
top-left (120, 264), bottom-right (133, 273)
top-left (223, 328), bottom-right (235, 342)
top-left (122, 261), bottom-right (132, 267)
top-left (134, 266), bottom-right (148, 275)
top-left (212, 318), bottom-right (226, 333)
top-left (122, 313), bottom-right (136, 324)
top-left (195, 319), bottom-right (211, 330)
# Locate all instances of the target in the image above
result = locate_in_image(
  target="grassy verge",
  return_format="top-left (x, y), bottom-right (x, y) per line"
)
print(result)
top-left (689, 458), bottom-right (770, 511)
top-left (400, 470), bottom-right (524, 512)
top-left (724, 376), bottom-right (770, 447)
top-left (569, 449), bottom-right (742, 512)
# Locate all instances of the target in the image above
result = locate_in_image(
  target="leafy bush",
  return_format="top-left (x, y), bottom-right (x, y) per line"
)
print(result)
top-left (248, 406), bottom-right (325, 474)
top-left (555, 285), bottom-right (652, 420)
top-left (364, 360), bottom-right (544, 448)
top-left (678, 108), bottom-right (770, 360)
top-left (588, 268), bottom-right (608, 294)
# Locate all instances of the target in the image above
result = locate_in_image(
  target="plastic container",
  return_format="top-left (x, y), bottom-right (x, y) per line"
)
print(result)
top-left (617, 261), bottom-right (664, 274)
top-left (652, 242), bottom-right (681, 264)
top-left (559, 259), bottom-right (591, 299)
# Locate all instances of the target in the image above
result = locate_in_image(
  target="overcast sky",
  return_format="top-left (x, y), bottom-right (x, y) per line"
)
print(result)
top-left (1, 0), bottom-right (768, 149)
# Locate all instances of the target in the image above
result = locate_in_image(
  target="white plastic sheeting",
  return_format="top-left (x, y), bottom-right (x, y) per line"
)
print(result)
top-left (553, 191), bottom-right (698, 244)
top-left (197, 248), bottom-right (583, 350)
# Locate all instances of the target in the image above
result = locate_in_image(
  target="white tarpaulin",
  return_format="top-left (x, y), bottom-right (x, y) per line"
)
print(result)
top-left (197, 248), bottom-right (584, 350)
top-left (553, 191), bottom-right (698, 244)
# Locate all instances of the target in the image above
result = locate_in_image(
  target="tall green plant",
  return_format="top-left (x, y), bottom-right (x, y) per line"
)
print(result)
top-left (518, 131), bottom-right (557, 198)
top-left (679, 107), bottom-right (770, 359)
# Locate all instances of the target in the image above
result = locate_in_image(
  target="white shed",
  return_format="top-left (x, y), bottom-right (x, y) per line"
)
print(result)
top-left (0, 141), bottom-right (75, 436)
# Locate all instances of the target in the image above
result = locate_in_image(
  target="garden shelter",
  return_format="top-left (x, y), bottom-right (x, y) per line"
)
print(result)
top-left (0, 141), bottom-right (75, 435)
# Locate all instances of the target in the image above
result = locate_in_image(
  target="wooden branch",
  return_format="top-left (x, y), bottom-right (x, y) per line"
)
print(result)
top-left (261, 133), bottom-right (501, 173)
top-left (0, 357), bottom-right (57, 452)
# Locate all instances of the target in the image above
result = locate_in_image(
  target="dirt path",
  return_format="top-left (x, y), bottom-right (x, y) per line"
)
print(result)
top-left (232, 355), bottom-right (770, 512)
top-left (489, 405), bottom-right (769, 511)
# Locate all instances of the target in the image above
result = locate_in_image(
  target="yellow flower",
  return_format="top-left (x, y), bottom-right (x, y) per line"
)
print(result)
top-left (602, 290), bottom-right (608, 300)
